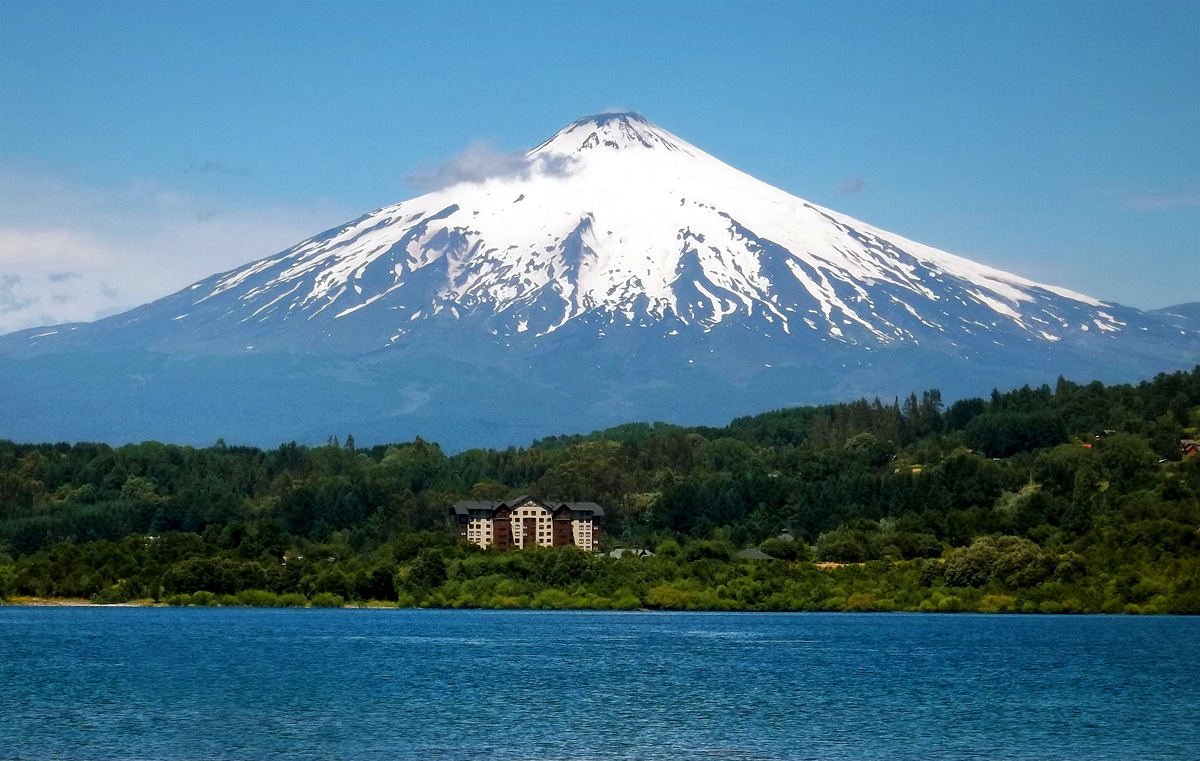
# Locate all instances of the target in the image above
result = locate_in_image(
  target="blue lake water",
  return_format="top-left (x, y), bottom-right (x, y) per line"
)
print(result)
top-left (1, 608), bottom-right (1198, 760)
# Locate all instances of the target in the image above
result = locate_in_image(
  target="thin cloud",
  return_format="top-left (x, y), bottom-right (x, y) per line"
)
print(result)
top-left (839, 178), bottom-right (867, 195)
top-left (0, 274), bottom-right (35, 314)
top-left (0, 169), bottom-right (351, 334)
top-left (191, 160), bottom-right (251, 178)
top-left (1086, 184), bottom-right (1200, 211)
top-left (406, 141), bottom-right (575, 193)
top-left (1120, 191), bottom-right (1200, 210)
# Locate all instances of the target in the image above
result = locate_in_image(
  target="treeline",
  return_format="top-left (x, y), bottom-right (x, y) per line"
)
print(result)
top-left (0, 367), bottom-right (1197, 613)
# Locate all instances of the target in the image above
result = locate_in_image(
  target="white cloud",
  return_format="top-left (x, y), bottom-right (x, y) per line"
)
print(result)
top-left (0, 170), bottom-right (352, 334)
top-left (405, 142), bottom-right (575, 193)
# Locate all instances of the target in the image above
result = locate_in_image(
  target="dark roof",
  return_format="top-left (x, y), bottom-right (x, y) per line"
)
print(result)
top-left (451, 496), bottom-right (604, 517)
top-left (607, 548), bottom-right (654, 558)
top-left (452, 500), bottom-right (494, 515)
top-left (736, 548), bottom-right (777, 561)
top-left (568, 501), bottom-right (604, 517)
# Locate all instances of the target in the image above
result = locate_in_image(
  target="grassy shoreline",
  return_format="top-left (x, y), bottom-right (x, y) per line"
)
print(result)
top-left (4, 593), bottom-right (1191, 614)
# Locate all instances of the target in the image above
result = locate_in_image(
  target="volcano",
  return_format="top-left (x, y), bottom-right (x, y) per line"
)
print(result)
top-left (2, 113), bottom-right (1196, 448)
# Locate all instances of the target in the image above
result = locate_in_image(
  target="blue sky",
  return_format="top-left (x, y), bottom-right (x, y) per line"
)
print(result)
top-left (0, 0), bottom-right (1196, 331)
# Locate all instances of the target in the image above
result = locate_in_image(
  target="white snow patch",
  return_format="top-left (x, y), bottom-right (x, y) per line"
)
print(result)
top-left (966, 289), bottom-right (1022, 320)
top-left (162, 112), bottom-right (1114, 349)
top-left (245, 282), bottom-right (302, 321)
top-left (335, 289), bottom-right (391, 318)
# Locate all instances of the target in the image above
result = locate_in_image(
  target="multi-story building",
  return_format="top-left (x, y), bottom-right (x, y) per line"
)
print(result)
top-left (451, 495), bottom-right (603, 551)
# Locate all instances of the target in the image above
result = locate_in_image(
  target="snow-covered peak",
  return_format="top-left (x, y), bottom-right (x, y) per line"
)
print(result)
top-left (106, 112), bottom-right (1175, 357)
top-left (7, 113), bottom-right (1197, 454)
top-left (531, 112), bottom-right (695, 156)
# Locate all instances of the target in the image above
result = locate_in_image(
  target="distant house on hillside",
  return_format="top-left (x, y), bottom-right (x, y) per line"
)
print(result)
top-left (1182, 439), bottom-right (1199, 457)
top-left (736, 548), bottom-right (777, 561)
top-left (451, 495), bottom-right (603, 552)
top-left (607, 548), bottom-right (654, 559)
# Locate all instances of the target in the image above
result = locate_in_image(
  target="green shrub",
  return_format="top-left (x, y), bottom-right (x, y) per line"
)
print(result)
top-left (759, 537), bottom-right (811, 562)
top-left (816, 529), bottom-right (868, 563)
top-left (91, 583), bottom-right (133, 605)
top-left (191, 590), bottom-right (217, 606)
top-left (979, 594), bottom-right (1017, 613)
top-left (0, 565), bottom-right (16, 600)
top-left (310, 592), bottom-right (344, 608)
top-left (654, 539), bottom-right (682, 558)
top-left (944, 536), bottom-right (1055, 589)
top-left (610, 589), bottom-right (641, 610)
top-left (236, 590), bottom-right (281, 607)
top-left (682, 540), bottom-right (734, 562)
top-left (844, 593), bottom-right (879, 611)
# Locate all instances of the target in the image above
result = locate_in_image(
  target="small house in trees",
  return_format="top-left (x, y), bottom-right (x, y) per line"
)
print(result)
top-left (1182, 439), bottom-right (1199, 457)
top-left (607, 548), bottom-right (654, 559)
top-left (736, 548), bottom-right (778, 561)
top-left (450, 495), bottom-right (603, 551)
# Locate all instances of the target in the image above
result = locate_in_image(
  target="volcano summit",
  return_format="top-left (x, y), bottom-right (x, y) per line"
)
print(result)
top-left (2, 113), bottom-right (1196, 447)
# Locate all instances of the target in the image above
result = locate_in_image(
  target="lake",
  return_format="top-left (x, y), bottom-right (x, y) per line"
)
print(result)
top-left (1, 609), bottom-right (1197, 760)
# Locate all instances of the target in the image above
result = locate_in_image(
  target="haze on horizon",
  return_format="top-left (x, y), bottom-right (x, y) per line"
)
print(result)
top-left (0, 0), bottom-right (1196, 335)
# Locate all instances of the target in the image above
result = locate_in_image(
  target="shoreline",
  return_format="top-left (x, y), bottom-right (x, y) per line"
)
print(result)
top-left (3, 597), bottom-right (1190, 615)
top-left (6, 597), bottom-right (160, 607)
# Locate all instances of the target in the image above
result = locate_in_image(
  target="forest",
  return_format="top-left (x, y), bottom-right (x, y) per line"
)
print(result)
top-left (1, 367), bottom-right (1198, 614)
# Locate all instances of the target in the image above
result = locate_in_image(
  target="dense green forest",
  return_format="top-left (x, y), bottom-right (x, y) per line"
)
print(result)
top-left (1, 368), bottom-right (1198, 613)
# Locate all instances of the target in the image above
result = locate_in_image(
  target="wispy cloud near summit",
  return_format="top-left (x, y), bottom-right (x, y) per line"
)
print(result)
top-left (405, 142), bottom-right (575, 193)
top-left (406, 142), bottom-right (531, 192)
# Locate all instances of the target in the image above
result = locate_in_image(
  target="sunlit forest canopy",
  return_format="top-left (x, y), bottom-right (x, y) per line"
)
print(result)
top-left (1, 367), bottom-right (1197, 613)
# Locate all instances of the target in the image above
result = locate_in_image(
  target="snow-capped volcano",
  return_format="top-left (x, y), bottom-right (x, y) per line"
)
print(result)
top-left (2, 113), bottom-right (1196, 448)
top-left (148, 112), bottom-right (1121, 349)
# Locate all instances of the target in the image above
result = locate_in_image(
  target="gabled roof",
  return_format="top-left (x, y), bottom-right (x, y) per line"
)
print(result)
top-left (452, 496), bottom-right (604, 517)
top-left (737, 548), bottom-right (777, 561)
top-left (608, 548), bottom-right (654, 558)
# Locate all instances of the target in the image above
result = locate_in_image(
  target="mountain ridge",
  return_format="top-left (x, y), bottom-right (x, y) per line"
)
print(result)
top-left (1, 113), bottom-right (1196, 448)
